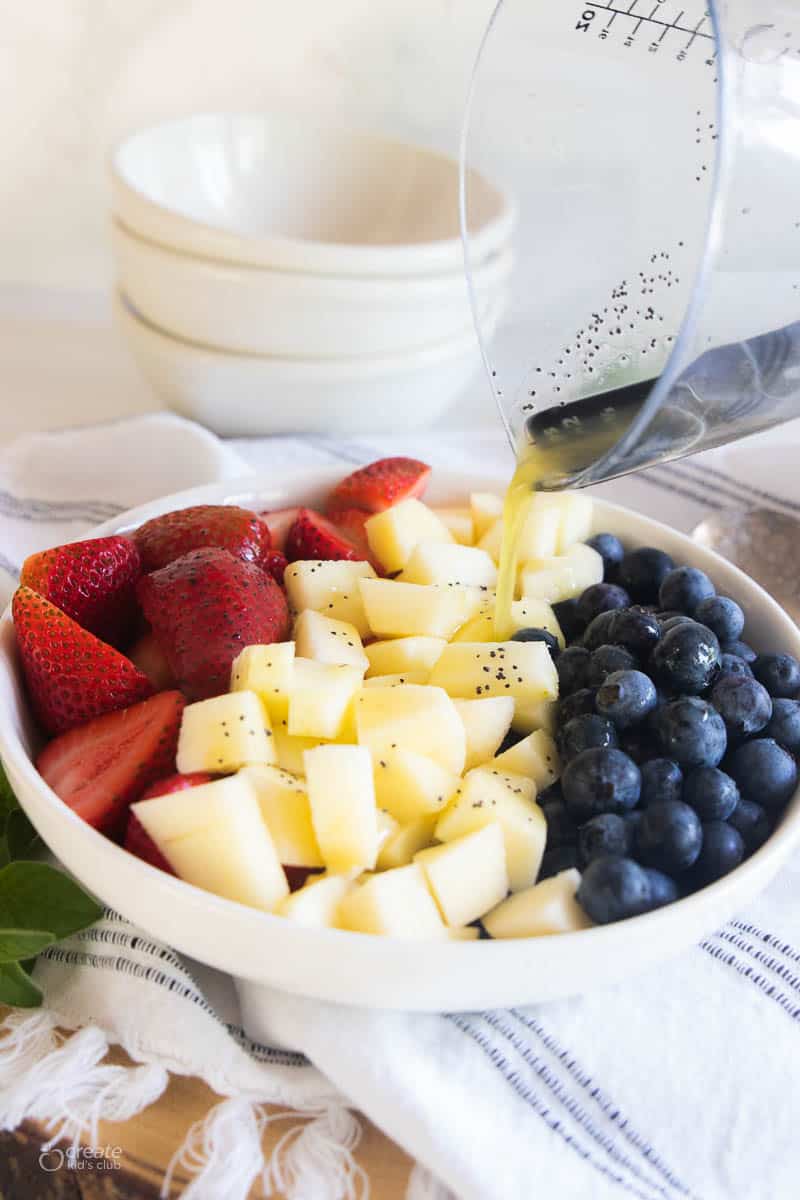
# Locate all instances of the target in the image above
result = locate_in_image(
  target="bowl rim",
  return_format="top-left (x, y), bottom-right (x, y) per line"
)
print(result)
top-left (2, 467), bottom-right (799, 985)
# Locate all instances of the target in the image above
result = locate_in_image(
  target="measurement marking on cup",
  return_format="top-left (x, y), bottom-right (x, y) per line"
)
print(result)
top-left (575, 1), bottom-right (715, 59)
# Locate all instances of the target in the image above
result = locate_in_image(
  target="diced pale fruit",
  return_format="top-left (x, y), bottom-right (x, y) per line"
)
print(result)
top-left (477, 518), bottom-right (504, 564)
top-left (454, 697), bottom-right (515, 770)
top-left (240, 764), bottom-right (322, 867)
top-left (552, 493), bottom-right (594, 552)
top-left (512, 699), bottom-right (557, 735)
top-left (448, 925), bottom-right (481, 940)
top-left (132, 774), bottom-right (288, 911)
top-left (451, 609), bottom-right (496, 643)
top-left (376, 814), bottom-right (438, 870)
top-left (293, 609), bottom-right (369, 671)
top-left (429, 641), bottom-right (558, 705)
top-left (365, 636), bottom-right (446, 679)
top-left (355, 684), bottom-right (466, 775)
top-left (510, 599), bottom-right (565, 649)
top-left (304, 745), bottom-right (378, 873)
top-left (362, 672), bottom-right (430, 687)
top-left (176, 691), bottom-right (276, 774)
top-left (336, 863), bottom-right (445, 938)
top-left (359, 578), bottom-right (484, 639)
top-left (470, 492), bottom-right (503, 540)
top-left (482, 869), bottom-right (592, 938)
top-left (399, 542), bottom-right (497, 588)
top-left (288, 659), bottom-right (363, 739)
top-left (373, 749), bottom-right (460, 822)
top-left (274, 874), bottom-right (354, 927)
top-left (230, 642), bottom-right (295, 721)
top-left (272, 723), bottom-right (327, 775)
top-left (494, 729), bottom-right (560, 789)
top-left (284, 560), bottom-right (376, 637)
top-left (519, 543), bottom-right (603, 603)
top-left (435, 766), bottom-right (546, 892)
top-left (416, 824), bottom-right (508, 927)
top-left (376, 808), bottom-right (399, 845)
top-left (431, 506), bottom-right (474, 545)
top-left (365, 498), bottom-right (454, 573)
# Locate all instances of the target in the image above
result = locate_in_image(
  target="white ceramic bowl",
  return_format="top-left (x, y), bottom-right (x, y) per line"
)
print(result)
top-left (111, 220), bottom-right (511, 358)
top-left (113, 295), bottom-right (489, 435)
top-left (110, 113), bottom-right (513, 277)
top-left (1, 468), bottom-right (799, 1022)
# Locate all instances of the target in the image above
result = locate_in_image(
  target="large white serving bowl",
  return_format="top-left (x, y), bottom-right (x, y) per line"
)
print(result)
top-left (114, 296), bottom-right (490, 435)
top-left (111, 221), bottom-right (511, 358)
top-left (110, 113), bottom-right (513, 277)
top-left (1, 468), bottom-right (800, 1019)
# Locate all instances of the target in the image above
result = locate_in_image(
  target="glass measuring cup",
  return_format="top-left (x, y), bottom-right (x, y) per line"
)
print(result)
top-left (460, 0), bottom-right (800, 490)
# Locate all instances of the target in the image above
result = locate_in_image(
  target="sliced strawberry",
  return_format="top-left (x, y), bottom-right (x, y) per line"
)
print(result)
top-left (20, 535), bottom-right (141, 648)
top-left (331, 507), bottom-right (377, 566)
top-left (37, 690), bottom-right (185, 835)
top-left (259, 507), bottom-right (300, 553)
top-left (13, 587), bottom-right (153, 735)
top-left (124, 813), bottom-right (176, 874)
top-left (285, 509), bottom-right (363, 562)
top-left (137, 547), bottom-right (290, 701)
top-left (135, 505), bottom-right (271, 573)
top-left (128, 630), bottom-right (177, 690)
top-left (326, 457), bottom-right (431, 515)
top-left (262, 549), bottom-right (288, 585)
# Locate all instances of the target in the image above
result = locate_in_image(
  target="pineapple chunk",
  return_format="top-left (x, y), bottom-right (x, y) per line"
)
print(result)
top-left (448, 925), bottom-right (481, 940)
top-left (519, 543), bottom-right (603, 603)
top-left (230, 642), bottom-right (295, 720)
top-left (131, 774), bottom-right (288, 911)
top-left (494, 729), bottom-right (560, 789)
top-left (336, 863), bottom-right (445, 938)
top-left (512, 698), bottom-right (557, 735)
top-left (376, 814), bottom-right (438, 870)
top-left (435, 766), bottom-right (546, 892)
top-left (359, 578), bottom-right (484, 639)
top-left (284, 560), bottom-right (376, 637)
top-left (240, 764), bottom-right (322, 867)
top-left (431, 506), bottom-right (474, 545)
top-left (454, 697), bottom-right (515, 769)
top-left (275, 874), bottom-right (354, 927)
top-left (365, 636), bottom-right (446, 679)
top-left (477, 517), bottom-right (504, 564)
top-left (376, 808), bottom-right (399, 845)
top-left (547, 493), bottom-right (594, 552)
top-left (399, 541), bottom-right (497, 588)
top-left (288, 659), bottom-right (363, 739)
top-left (304, 745), bottom-right (378, 873)
top-left (362, 672), bottom-right (430, 687)
top-left (373, 749), bottom-right (460, 822)
top-left (429, 641), bottom-right (558, 705)
top-left (516, 496), bottom-right (563, 561)
top-left (416, 824), bottom-right (508, 927)
top-left (293, 609), bottom-right (369, 671)
top-left (176, 691), bottom-right (276, 774)
top-left (272, 723), bottom-right (327, 775)
top-left (365, 498), bottom-right (454, 573)
top-left (483, 869), bottom-right (591, 938)
top-left (470, 492), bottom-right (503, 540)
top-left (355, 684), bottom-right (466, 775)
top-left (510, 599), bottom-right (565, 649)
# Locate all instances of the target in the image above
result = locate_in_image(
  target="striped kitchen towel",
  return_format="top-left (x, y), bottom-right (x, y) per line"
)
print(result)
top-left (1, 412), bottom-right (800, 1200)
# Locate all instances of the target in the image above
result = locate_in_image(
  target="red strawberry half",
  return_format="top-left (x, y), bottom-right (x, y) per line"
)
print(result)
top-left (124, 771), bottom-right (214, 873)
top-left (137, 547), bottom-right (290, 701)
top-left (20, 535), bottom-right (141, 648)
top-left (326, 457), bottom-right (431, 515)
top-left (13, 587), bottom-right (153, 735)
top-left (262, 549), bottom-right (288, 585)
top-left (128, 630), bottom-right (176, 690)
top-left (135, 504), bottom-right (272, 573)
top-left (285, 509), bottom-right (363, 562)
top-left (331, 508), bottom-right (381, 570)
top-left (260, 507), bottom-right (300, 553)
top-left (37, 690), bottom-right (185, 835)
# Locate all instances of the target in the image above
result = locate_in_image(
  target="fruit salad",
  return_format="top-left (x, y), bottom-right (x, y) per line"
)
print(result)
top-left (11, 458), bottom-right (800, 940)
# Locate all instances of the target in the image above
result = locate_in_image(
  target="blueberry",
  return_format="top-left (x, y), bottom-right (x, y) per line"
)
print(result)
top-left (538, 780), bottom-right (563, 807)
top-left (557, 645), bottom-right (591, 696)
top-left (654, 697), bottom-right (727, 768)
top-left (577, 856), bottom-right (652, 923)
top-left (584, 608), bottom-right (661, 656)
top-left (765, 699), bottom-right (800, 754)
top-left (552, 599), bottom-right (585, 644)
top-left (650, 621), bottom-right (721, 695)
top-left (586, 532), bottom-right (625, 578)
top-left (618, 547), bottom-right (676, 603)
top-left (726, 738), bottom-right (798, 810)
top-left (694, 596), bottom-right (745, 643)
top-left (728, 799), bottom-right (772, 853)
top-left (718, 653), bottom-right (753, 679)
top-left (659, 566), bottom-right (716, 616)
top-left (558, 688), bottom-right (596, 725)
top-left (753, 653), bottom-right (800, 699)
top-left (709, 674), bottom-right (772, 741)
top-left (539, 845), bottom-right (579, 879)
top-left (558, 714), bottom-right (618, 764)
top-left (635, 799), bottom-right (703, 873)
top-left (596, 669), bottom-right (658, 729)
top-left (660, 614), bottom-right (695, 633)
top-left (577, 813), bottom-right (632, 867)
top-left (642, 868), bottom-right (679, 908)
top-left (720, 639), bottom-right (757, 664)
top-left (687, 821), bottom-right (744, 886)
top-left (683, 766), bottom-right (739, 821)
top-left (623, 809), bottom-right (643, 835)
top-left (587, 644), bottom-right (638, 687)
top-left (640, 758), bottom-right (684, 806)
top-left (576, 583), bottom-right (631, 627)
top-left (562, 747), bottom-right (641, 821)
top-left (511, 627), bottom-right (560, 658)
top-left (541, 799), bottom-right (577, 849)
top-left (618, 726), bottom-right (660, 765)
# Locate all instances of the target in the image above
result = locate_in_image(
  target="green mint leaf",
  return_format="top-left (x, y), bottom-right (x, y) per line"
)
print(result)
top-left (0, 761), bottom-right (19, 824)
top-left (0, 961), bottom-right (42, 1007)
top-left (0, 862), bottom-right (103, 939)
top-left (0, 928), bottom-right (55, 963)
top-left (5, 809), bottom-right (40, 860)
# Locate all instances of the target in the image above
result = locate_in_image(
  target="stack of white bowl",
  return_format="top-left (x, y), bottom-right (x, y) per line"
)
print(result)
top-left (110, 113), bottom-right (513, 435)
